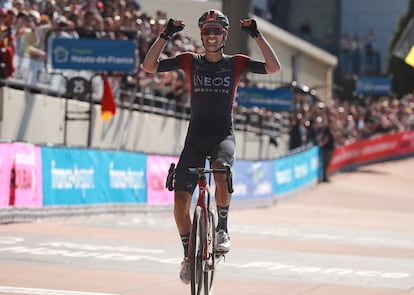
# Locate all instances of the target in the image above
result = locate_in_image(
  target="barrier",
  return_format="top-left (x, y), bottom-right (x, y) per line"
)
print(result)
top-left (1, 130), bottom-right (413, 223)
top-left (1, 143), bottom-right (317, 216)
top-left (0, 142), bottom-right (42, 208)
top-left (328, 130), bottom-right (414, 173)
top-left (146, 155), bottom-right (178, 205)
top-left (274, 147), bottom-right (319, 195)
top-left (41, 146), bottom-right (147, 206)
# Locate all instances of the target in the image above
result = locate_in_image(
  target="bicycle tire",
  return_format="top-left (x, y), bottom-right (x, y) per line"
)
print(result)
top-left (203, 208), bottom-right (217, 295)
top-left (190, 206), bottom-right (204, 295)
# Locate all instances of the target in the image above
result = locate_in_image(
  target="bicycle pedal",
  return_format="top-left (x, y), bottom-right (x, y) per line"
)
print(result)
top-left (215, 253), bottom-right (226, 263)
top-left (215, 249), bottom-right (228, 256)
top-left (205, 262), bottom-right (215, 271)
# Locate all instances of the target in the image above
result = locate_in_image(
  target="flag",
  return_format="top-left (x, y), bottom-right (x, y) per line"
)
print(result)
top-left (405, 45), bottom-right (414, 67)
top-left (393, 17), bottom-right (414, 67)
top-left (101, 75), bottom-right (116, 121)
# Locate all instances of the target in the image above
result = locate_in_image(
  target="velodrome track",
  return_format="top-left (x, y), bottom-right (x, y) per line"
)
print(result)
top-left (1, 158), bottom-right (414, 295)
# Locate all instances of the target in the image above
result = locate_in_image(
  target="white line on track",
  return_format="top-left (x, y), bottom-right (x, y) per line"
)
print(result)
top-left (0, 286), bottom-right (118, 295)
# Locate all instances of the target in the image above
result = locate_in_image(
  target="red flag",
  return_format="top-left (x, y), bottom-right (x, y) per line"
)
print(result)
top-left (101, 76), bottom-right (116, 121)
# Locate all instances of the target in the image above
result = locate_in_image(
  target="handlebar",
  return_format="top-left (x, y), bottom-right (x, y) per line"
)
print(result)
top-left (165, 163), bottom-right (176, 191)
top-left (188, 167), bottom-right (225, 176)
top-left (165, 163), bottom-right (234, 194)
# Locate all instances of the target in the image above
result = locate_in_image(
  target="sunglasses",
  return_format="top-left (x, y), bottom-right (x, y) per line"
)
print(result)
top-left (201, 25), bottom-right (223, 36)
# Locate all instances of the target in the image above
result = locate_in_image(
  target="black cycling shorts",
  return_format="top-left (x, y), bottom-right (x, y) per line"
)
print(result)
top-left (174, 134), bottom-right (235, 194)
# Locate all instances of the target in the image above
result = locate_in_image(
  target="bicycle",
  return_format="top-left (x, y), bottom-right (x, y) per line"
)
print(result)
top-left (166, 160), bottom-right (234, 295)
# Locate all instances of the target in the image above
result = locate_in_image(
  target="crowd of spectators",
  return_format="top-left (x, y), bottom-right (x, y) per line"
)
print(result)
top-left (289, 91), bottom-right (414, 151)
top-left (1, 0), bottom-right (414, 154)
top-left (0, 0), bottom-right (203, 110)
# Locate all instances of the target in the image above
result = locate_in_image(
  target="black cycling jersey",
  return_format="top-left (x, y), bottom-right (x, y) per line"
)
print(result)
top-left (157, 52), bottom-right (267, 137)
top-left (157, 52), bottom-right (267, 193)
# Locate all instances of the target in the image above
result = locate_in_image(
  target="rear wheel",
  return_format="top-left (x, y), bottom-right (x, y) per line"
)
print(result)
top-left (190, 207), bottom-right (204, 295)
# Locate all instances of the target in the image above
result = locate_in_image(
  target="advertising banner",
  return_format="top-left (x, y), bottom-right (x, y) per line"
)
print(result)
top-left (146, 155), bottom-right (179, 205)
top-left (0, 143), bottom-right (42, 208)
top-left (51, 39), bottom-right (136, 72)
top-left (356, 76), bottom-right (391, 95)
top-left (329, 131), bottom-right (414, 172)
top-left (329, 133), bottom-right (397, 172)
top-left (41, 147), bottom-right (146, 206)
top-left (105, 150), bottom-right (147, 203)
top-left (396, 131), bottom-right (414, 154)
top-left (0, 143), bottom-right (12, 208)
top-left (9, 143), bottom-right (43, 207)
top-left (237, 86), bottom-right (293, 111)
top-left (273, 146), bottom-right (319, 195)
top-left (232, 160), bottom-right (274, 201)
top-left (9, 56), bottom-right (103, 98)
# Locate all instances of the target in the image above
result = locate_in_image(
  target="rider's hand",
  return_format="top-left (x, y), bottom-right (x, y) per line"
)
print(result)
top-left (161, 18), bottom-right (185, 40)
top-left (240, 19), bottom-right (260, 38)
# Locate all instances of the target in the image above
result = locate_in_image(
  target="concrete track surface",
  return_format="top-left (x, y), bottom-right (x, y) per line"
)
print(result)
top-left (1, 158), bottom-right (414, 295)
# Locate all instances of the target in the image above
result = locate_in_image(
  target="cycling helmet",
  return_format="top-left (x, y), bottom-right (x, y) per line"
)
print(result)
top-left (198, 9), bottom-right (229, 30)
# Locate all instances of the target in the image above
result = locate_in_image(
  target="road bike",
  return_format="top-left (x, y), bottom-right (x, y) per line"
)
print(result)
top-left (166, 160), bottom-right (233, 295)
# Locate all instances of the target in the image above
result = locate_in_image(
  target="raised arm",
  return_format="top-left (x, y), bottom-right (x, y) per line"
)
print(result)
top-left (240, 19), bottom-right (281, 74)
top-left (141, 19), bottom-right (185, 74)
top-left (141, 37), bottom-right (168, 73)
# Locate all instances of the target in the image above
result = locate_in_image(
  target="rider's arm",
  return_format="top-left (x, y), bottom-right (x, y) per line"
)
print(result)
top-left (253, 34), bottom-right (281, 74)
top-left (141, 37), bottom-right (169, 73)
top-left (240, 19), bottom-right (281, 74)
top-left (141, 18), bottom-right (185, 74)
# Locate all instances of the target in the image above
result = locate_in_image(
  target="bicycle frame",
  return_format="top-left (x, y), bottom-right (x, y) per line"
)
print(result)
top-left (165, 162), bottom-right (233, 294)
top-left (189, 173), bottom-right (210, 263)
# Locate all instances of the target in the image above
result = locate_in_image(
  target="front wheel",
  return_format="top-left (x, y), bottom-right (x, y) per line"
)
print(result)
top-left (190, 206), bottom-right (204, 295)
top-left (204, 208), bottom-right (217, 294)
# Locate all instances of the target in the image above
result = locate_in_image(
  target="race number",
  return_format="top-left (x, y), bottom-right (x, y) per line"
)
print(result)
top-left (66, 76), bottom-right (91, 100)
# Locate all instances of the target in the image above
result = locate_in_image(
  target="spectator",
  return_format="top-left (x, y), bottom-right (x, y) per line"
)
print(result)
top-left (324, 31), bottom-right (336, 54)
top-left (350, 33), bottom-right (362, 76)
top-left (0, 8), bottom-right (12, 47)
top-left (28, 12), bottom-right (50, 60)
top-left (0, 7), bottom-right (14, 78)
top-left (340, 32), bottom-right (352, 76)
top-left (316, 117), bottom-right (335, 182)
top-left (14, 11), bottom-right (38, 57)
top-left (77, 10), bottom-right (102, 38)
top-left (40, 0), bottom-right (59, 22)
top-left (53, 15), bottom-right (77, 38)
top-left (0, 0), bottom-right (12, 10)
top-left (298, 19), bottom-right (312, 42)
top-left (168, 69), bottom-right (188, 113)
top-left (12, 0), bottom-right (25, 12)
top-left (364, 30), bottom-right (376, 75)
top-left (289, 112), bottom-right (308, 150)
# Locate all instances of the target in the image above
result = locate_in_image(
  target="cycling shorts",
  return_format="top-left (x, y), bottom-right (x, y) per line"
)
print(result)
top-left (174, 134), bottom-right (235, 194)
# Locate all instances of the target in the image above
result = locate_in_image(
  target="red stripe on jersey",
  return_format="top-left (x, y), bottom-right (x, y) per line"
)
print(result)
top-left (178, 53), bottom-right (195, 103)
top-left (232, 54), bottom-right (249, 108)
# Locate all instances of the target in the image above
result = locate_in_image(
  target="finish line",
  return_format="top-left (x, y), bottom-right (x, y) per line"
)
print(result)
top-left (0, 286), bottom-right (118, 295)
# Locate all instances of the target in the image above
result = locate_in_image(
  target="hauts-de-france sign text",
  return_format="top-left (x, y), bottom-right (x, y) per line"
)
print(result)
top-left (51, 38), bottom-right (136, 72)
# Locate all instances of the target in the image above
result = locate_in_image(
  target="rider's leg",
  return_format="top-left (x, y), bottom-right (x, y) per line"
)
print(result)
top-left (212, 161), bottom-right (231, 233)
top-left (175, 190), bottom-right (193, 285)
top-left (174, 190), bottom-right (192, 257)
top-left (212, 161), bottom-right (232, 252)
top-left (211, 135), bottom-right (235, 253)
top-left (211, 134), bottom-right (235, 233)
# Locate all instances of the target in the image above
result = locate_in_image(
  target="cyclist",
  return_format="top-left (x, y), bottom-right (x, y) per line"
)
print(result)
top-left (141, 9), bottom-right (281, 284)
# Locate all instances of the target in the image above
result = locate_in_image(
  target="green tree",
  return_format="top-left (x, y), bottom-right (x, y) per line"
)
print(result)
top-left (388, 0), bottom-right (414, 96)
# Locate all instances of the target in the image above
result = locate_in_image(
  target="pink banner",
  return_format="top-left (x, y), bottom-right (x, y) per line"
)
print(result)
top-left (146, 155), bottom-right (179, 205)
top-left (9, 143), bottom-right (43, 208)
top-left (0, 143), bottom-right (13, 208)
